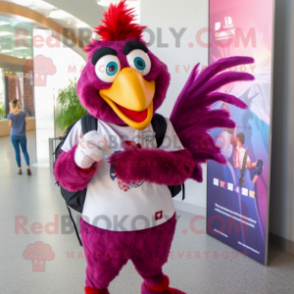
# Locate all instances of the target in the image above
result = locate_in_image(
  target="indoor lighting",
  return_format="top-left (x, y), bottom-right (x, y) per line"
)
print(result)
top-left (0, 32), bottom-right (13, 36)
top-left (15, 35), bottom-right (32, 40)
top-left (76, 21), bottom-right (90, 29)
top-left (14, 47), bottom-right (30, 50)
top-left (97, 0), bottom-right (137, 6)
top-left (33, 0), bottom-right (56, 10)
top-left (10, 16), bottom-right (36, 24)
top-left (97, 0), bottom-right (130, 7)
top-left (12, 0), bottom-right (34, 7)
top-left (98, 0), bottom-right (114, 7)
top-left (0, 21), bottom-right (9, 26)
top-left (49, 9), bottom-right (73, 19)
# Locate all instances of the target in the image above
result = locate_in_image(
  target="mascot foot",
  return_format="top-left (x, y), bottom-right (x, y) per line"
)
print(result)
top-left (141, 276), bottom-right (186, 294)
top-left (85, 286), bottom-right (109, 294)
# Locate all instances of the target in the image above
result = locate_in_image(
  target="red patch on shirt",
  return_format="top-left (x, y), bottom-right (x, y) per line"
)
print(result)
top-left (155, 211), bottom-right (163, 221)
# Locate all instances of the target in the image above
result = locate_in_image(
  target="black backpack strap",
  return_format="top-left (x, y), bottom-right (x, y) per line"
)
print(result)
top-left (181, 184), bottom-right (185, 200)
top-left (81, 113), bottom-right (98, 135)
top-left (151, 113), bottom-right (167, 148)
top-left (67, 206), bottom-right (82, 247)
top-left (151, 113), bottom-right (185, 200)
top-left (63, 113), bottom-right (97, 248)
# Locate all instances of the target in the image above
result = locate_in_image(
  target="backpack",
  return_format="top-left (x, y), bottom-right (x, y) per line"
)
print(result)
top-left (54, 113), bottom-right (185, 245)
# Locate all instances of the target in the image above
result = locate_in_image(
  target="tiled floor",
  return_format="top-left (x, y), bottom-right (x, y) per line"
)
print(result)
top-left (0, 132), bottom-right (294, 294)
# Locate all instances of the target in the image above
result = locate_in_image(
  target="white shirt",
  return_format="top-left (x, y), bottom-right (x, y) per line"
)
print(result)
top-left (62, 117), bottom-right (183, 231)
top-left (233, 146), bottom-right (251, 169)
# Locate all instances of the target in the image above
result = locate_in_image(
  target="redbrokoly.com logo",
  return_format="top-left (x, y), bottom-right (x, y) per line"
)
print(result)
top-left (23, 241), bottom-right (55, 272)
top-left (33, 55), bottom-right (57, 86)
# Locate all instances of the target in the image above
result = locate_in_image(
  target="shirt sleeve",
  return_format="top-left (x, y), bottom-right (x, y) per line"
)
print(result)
top-left (246, 153), bottom-right (251, 163)
top-left (21, 112), bottom-right (27, 119)
top-left (61, 120), bottom-right (83, 152)
top-left (233, 149), bottom-right (238, 168)
top-left (7, 113), bottom-right (12, 120)
top-left (159, 118), bottom-right (184, 151)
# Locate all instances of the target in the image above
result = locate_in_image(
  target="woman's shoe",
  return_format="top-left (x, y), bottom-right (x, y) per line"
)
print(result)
top-left (18, 170), bottom-right (22, 175)
top-left (27, 169), bottom-right (32, 176)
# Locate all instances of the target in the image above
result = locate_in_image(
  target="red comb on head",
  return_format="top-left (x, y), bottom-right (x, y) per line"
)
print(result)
top-left (95, 0), bottom-right (146, 41)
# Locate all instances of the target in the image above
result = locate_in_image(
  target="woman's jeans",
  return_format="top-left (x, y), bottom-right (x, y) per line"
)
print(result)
top-left (11, 136), bottom-right (30, 167)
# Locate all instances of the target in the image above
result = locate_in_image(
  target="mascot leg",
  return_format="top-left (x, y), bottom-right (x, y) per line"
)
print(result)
top-left (80, 219), bottom-right (129, 294)
top-left (131, 214), bottom-right (186, 294)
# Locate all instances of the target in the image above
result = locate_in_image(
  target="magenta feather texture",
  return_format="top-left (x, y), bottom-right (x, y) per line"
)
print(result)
top-left (170, 56), bottom-right (255, 182)
top-left (81, 214), bottom-right (177, 291)
top-left (108, 148), bottom-right (194, 185)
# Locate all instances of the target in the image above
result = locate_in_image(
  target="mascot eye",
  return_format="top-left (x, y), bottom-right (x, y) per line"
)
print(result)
top-left (95, 55), bottom-right (121, 83)
top-left (126, 49), bottom-right (151, 76)
top-left (106, 62), bottom-right (118, 76)
top-left (134, 57), bottom-right (145, 70)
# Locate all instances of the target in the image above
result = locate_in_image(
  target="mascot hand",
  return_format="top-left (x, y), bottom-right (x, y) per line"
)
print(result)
top-left (108, 150), bottom-right (134, 182)
top-left (74, 131), bottom-right (108, 169)
top-left (108, 141), bottom-right (142, 182)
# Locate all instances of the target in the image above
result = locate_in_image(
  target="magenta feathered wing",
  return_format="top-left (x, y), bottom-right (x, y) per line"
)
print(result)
top-left (170, 56), bottom-right (255, 182)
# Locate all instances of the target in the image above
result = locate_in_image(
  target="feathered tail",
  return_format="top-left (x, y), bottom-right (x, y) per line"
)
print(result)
top-left (170, 56), bottom-right (255, 182)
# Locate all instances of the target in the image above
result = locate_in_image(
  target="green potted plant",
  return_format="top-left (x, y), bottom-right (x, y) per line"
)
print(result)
top-left (0, 93), bottom-right (5, 120)
top-left (55, 79), bottom-right (87, 132)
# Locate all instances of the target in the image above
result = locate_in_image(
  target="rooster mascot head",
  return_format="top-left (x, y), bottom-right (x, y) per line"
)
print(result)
top-left (77, 0), bottom-right (169, 130)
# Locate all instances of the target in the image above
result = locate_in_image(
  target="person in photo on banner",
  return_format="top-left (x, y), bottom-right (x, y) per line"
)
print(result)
top-left (233, 131), bottom-right (263, 191)
top-left (53, 1), bottom-right (254, 293)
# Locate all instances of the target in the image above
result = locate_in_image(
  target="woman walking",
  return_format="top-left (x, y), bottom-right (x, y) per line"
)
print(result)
top-left (8, 100), bottom-right (31, 175)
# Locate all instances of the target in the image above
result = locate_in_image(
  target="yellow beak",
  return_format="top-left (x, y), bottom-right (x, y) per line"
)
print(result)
top-left (99, 68), bottom-right (155, 130)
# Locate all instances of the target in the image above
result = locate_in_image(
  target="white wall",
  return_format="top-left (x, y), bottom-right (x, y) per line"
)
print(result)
top-left (33, 29), bottom-right (85, 163)
top-left (140, 0), bottom-right (209, 214)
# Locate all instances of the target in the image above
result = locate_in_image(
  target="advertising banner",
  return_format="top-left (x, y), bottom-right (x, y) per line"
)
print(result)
top-left (207, 0), bottom-right (275, 264)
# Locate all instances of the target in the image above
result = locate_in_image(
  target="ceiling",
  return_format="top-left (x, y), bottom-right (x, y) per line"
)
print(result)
top-left (0, 15), bottom-right (34, 60)
top-left (0, 0), bottom-right (140, 62)
top-left (0, 0), bottom-right (100, 30)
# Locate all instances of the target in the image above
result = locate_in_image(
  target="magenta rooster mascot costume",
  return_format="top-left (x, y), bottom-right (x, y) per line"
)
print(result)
top-left (54, 1), bottom-right (254, 293)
